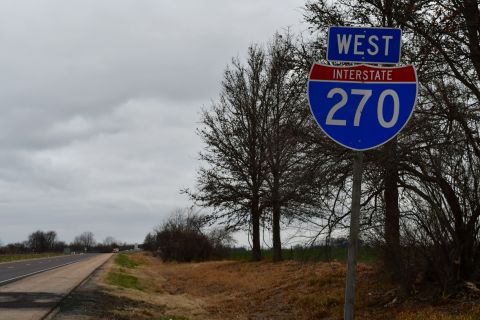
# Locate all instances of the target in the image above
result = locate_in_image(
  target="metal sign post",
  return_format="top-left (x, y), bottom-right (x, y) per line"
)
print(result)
top-left (344, 151), bottom-right (363, 320)
top-left (307, 26), bottom-right (415, 320)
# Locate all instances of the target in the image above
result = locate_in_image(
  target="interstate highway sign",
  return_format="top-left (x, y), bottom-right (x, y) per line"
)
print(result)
top-left (327, 26), bottom-right (402, 64)
top-left (308, 64), bottom-right (417, 151)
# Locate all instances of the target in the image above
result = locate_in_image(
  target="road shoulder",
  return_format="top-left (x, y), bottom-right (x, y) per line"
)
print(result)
top-left (0, 254), bottom-right (112, 320)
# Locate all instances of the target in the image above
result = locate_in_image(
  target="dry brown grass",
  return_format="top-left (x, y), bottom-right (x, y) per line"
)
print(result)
top-left (98, 252), bottom-right (480, 320)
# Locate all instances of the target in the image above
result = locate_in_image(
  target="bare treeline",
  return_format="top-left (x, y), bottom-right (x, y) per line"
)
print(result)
top-left (0, 230), bottom-right (123, 254)
top-left (186, 0), bottom-right (480, 292)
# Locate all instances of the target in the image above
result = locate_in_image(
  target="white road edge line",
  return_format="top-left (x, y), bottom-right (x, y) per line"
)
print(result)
top-left (0, 257), bottom-right (90, 286)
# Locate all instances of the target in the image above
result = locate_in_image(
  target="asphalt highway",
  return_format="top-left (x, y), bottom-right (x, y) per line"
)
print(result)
top-left (0, 254), bottom-right (99, 286)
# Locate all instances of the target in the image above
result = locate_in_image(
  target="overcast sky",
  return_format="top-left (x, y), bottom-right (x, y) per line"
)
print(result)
top-left (0, 1), bottom-right (307, 245)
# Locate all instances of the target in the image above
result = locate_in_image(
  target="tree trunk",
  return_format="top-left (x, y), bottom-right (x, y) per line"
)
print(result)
top-left (272, 202), bottom-right (282, 262)
top-left (272, 175), bottom-right (282, 261)
top-left (462, 0), bottom-right (480, 79)
top-left (272, 205), bottom-right (282, 262)
top-left (251, 198), bottom-right (262, 261)
top-left (382, 0), bottom-right (402, 279)
top-left (383, 137), bottom-right (402, 278)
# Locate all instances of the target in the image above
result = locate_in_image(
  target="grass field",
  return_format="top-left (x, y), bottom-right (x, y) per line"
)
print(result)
top-left (228, 246), bottom-right (379, 263)
top-left (107, 271), bottom-right (143, 290)
top-left (115, 253), bottom-right (140, 268)
top-left (0, 252), bottom-right (65, 263)
top-left (97, 252), bottom-right (480, 320)
top-left (106, 254), bottom-right (143, 290)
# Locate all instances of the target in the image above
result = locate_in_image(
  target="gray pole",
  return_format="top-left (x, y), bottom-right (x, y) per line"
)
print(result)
top-left (344, 151), bottom-right (364, 320)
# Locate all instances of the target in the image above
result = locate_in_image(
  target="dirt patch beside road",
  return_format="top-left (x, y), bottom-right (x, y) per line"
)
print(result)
top-left (52, 254), bottom-right (199, 320)
top-left (51, 258), bottom-right (166, 320)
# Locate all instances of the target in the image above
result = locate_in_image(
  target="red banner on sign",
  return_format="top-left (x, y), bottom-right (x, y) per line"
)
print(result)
top-left (310, 64), bottom-right (416, 83)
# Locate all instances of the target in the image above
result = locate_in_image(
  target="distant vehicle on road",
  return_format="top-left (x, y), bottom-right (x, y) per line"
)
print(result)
top-left (112, 248), bottom-right (119, 253)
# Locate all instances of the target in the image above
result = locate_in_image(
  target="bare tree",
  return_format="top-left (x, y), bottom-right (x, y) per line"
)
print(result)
top-left (187, 45), bottom-right (269, 261)
top-left (74, 231), bottom-right (95, 251)
top-left (261, 33), bottom-right (316, 261)
top-left (303, 0), bottom-right (480, 290)
top-left (28, 230), bottom-right (57, 253)
top-left (144, 208), bottom-right (232, 262)
top-left (103, 236), bottom-right (117, 246)
top-left (389, 0), bottom-right (480, 290)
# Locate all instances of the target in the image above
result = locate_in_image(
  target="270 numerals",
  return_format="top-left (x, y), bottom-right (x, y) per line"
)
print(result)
top-left (325, 88), bottom-right (399, 128)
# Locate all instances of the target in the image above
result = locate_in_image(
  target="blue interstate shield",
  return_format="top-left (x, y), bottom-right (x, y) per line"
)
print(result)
top-left (308, 64), bottom-right (417, 151)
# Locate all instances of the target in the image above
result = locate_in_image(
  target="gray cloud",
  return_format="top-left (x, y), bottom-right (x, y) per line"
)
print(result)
top-left (0, 0), bottom-right (306, 244)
